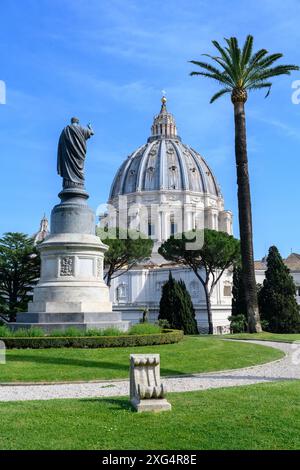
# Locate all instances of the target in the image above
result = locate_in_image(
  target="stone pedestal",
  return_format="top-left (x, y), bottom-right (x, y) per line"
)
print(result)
top-left (14, 188), bottom-right (129, 332)
top-left (130, 354), bottom-right (172, 412)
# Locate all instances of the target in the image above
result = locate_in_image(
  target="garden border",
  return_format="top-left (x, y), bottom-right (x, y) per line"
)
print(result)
top-left (0, 329), bottom-right (183, 349)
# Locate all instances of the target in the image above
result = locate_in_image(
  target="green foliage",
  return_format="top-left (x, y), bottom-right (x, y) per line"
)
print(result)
top-left (159, 230), bottom-right (240, 272)
top-left (0, 232), bottom-right (40, 321)
top-left (258, 246), bottom-right (300, 333)
top-left (0, 325), bottom-right (11, 337)
top-left (0, 326), bottom-right (44, 337)
top-left (12, 327), bottom-right (44, 338)
top-left (88, 327), bottom-right (122, 337)
top-left (228, 314), bottom-right (247, 333)
top-left (128, 322), bottom-right (161, 335)
top-left (157, 319), bottom-right (171, 329)
top-left (0, 329), bottom-right (183, 349)
top-left (260, 319), bottom-right (269, 331)
top-left (48, 327), bottom-right (123, 338)
top-left (97, 227), bottom-right (153, 286)
top-left (159, 272), bottom-right (198, 334)
top-left (0, 324), bottom-right (162, 338)
top-left (231, 267), bottom-right (263, 333)
top-left (231, 266), bottom-right (247, 319)
top-left (189, 35), bottom-right (299, 102)
top-left (159, 229), bottom-right (240, 334)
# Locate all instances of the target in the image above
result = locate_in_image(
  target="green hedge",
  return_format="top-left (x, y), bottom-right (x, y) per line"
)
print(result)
top-left (0, 329), bottom-right (183, 349)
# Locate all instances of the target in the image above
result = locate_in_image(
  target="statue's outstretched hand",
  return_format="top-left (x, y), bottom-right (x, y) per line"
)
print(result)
top-left (87, 123), bottom-right (94, 135)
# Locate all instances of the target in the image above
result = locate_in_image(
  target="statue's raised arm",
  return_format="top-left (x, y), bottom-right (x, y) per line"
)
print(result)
top-left (57, 117), bottom-right (94, 189)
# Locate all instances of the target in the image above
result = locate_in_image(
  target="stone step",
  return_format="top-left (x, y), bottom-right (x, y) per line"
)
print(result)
top-left (16, 311), bottom-right (123, 324)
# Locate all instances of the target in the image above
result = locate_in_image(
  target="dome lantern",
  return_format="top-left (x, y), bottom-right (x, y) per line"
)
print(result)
top-left (150, 96), bottom-right (178, 141)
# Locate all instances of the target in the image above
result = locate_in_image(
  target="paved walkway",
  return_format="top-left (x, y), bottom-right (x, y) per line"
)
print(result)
top-left (0, 340), bottom-right (299, 402)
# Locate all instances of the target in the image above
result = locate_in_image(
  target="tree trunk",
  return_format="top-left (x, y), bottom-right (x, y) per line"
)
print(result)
top-left (233, 101), bottom-right (262, 333)
top-left (106, 275), bottom-right (112, 288)
top-left (204, 284), bottom-right (214, 335)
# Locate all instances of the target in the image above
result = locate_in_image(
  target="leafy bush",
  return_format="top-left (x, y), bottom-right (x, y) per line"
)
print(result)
top-left (13, 327), bottom-right (44, 337)
top-left (228, 314), bottom-right (247, 333)
top-left (49, 327), bottom-right (87, 337)
top-left (0, 324), bottom-right (160, 338)
top-left (260, 319), bottom-right (269, 331)
top-left (128, 323), bottom-right (161, 335)
top-left (0, 326), bottom-right (44, 337)
top-left (157, 319), bottom-right (170, 329)
top-left (0, 325), bottom-right (10, 337)
top-left (98, 327), bottom-right (124, 336)
top-left (49, 327), bottom-right (123, 337)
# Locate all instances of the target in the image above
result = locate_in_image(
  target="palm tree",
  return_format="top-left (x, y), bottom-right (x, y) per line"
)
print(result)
top-left (190, 35), bottom-right (299, 333)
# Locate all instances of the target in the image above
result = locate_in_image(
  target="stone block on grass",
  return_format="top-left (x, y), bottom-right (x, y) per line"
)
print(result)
top-left (130, 354), bottom-right (171, 412)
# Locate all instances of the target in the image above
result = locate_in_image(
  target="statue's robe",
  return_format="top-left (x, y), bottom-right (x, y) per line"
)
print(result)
top-left (57, 124), bottom-right (93, 187)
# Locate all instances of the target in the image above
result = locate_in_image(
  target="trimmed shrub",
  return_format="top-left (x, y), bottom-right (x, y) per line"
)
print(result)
top-left (0, 329), bottom-right (183, 349)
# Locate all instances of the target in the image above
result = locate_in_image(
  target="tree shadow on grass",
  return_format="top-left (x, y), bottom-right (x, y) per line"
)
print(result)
top-left (80, 397), bottom-right (133, 411)
top-left (7, 353), bottom-right (129, 373)
top-left (7, 353), bottom-right (185, 376)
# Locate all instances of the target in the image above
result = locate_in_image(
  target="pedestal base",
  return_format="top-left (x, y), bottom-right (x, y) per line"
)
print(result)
top-left (13, 190), bottom-right (129, 333)
top-left (131, 398), bottom-right (172, 413)
top-left (13, 311), bottom-right (130, 333)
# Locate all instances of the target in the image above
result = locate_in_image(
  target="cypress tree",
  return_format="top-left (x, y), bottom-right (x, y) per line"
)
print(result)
top-left (232, 266), bottom-right (247, 317)
top-left (258, 246), bottom-right (300, 333)
top-left (159, 272), bottom-right (198, 334)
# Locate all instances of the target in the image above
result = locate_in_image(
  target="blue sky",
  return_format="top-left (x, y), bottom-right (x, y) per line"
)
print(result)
top-left (0, 0), bottom-right (300, 259)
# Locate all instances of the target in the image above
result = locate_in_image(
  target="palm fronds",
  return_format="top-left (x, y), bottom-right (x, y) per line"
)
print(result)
top-left (190, 35), bottom-right (299, 103)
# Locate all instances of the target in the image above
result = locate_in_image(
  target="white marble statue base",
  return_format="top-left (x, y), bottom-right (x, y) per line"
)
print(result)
top-left (15, 193), bottom-right (129, 332)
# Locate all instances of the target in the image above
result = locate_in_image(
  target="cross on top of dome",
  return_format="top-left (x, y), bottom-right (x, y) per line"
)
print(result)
top-left (150, 96), bottom-right (178, 141)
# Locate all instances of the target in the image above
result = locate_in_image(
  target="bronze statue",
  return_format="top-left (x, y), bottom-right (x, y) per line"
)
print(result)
top-left (57, 117), bottom-right (94, 189)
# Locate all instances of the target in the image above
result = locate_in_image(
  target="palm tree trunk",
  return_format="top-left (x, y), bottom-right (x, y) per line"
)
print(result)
top-left (233, 100), bottom-right (262, 333)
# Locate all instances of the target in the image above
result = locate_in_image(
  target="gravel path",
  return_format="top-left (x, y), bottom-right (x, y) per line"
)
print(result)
top-left (0, 340), bottom-right (299, 402)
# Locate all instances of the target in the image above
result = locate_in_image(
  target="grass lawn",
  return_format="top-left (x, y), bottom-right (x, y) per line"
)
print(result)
top-left (227, 332), bottom-right (300, 343)
top-left (0, 381), bottom-right (299, 450)
top-left (0, 336), bottom-right (283, 383)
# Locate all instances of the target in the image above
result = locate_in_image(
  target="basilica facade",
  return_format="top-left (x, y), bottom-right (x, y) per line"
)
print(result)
top-left (104, 97), bottom-right (234, 333)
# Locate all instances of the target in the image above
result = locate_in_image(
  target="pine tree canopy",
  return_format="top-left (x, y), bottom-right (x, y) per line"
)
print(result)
top-left (0, 232), bottom-right (40, 321)
top-left (97, 227), bottom-right (153, 287)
